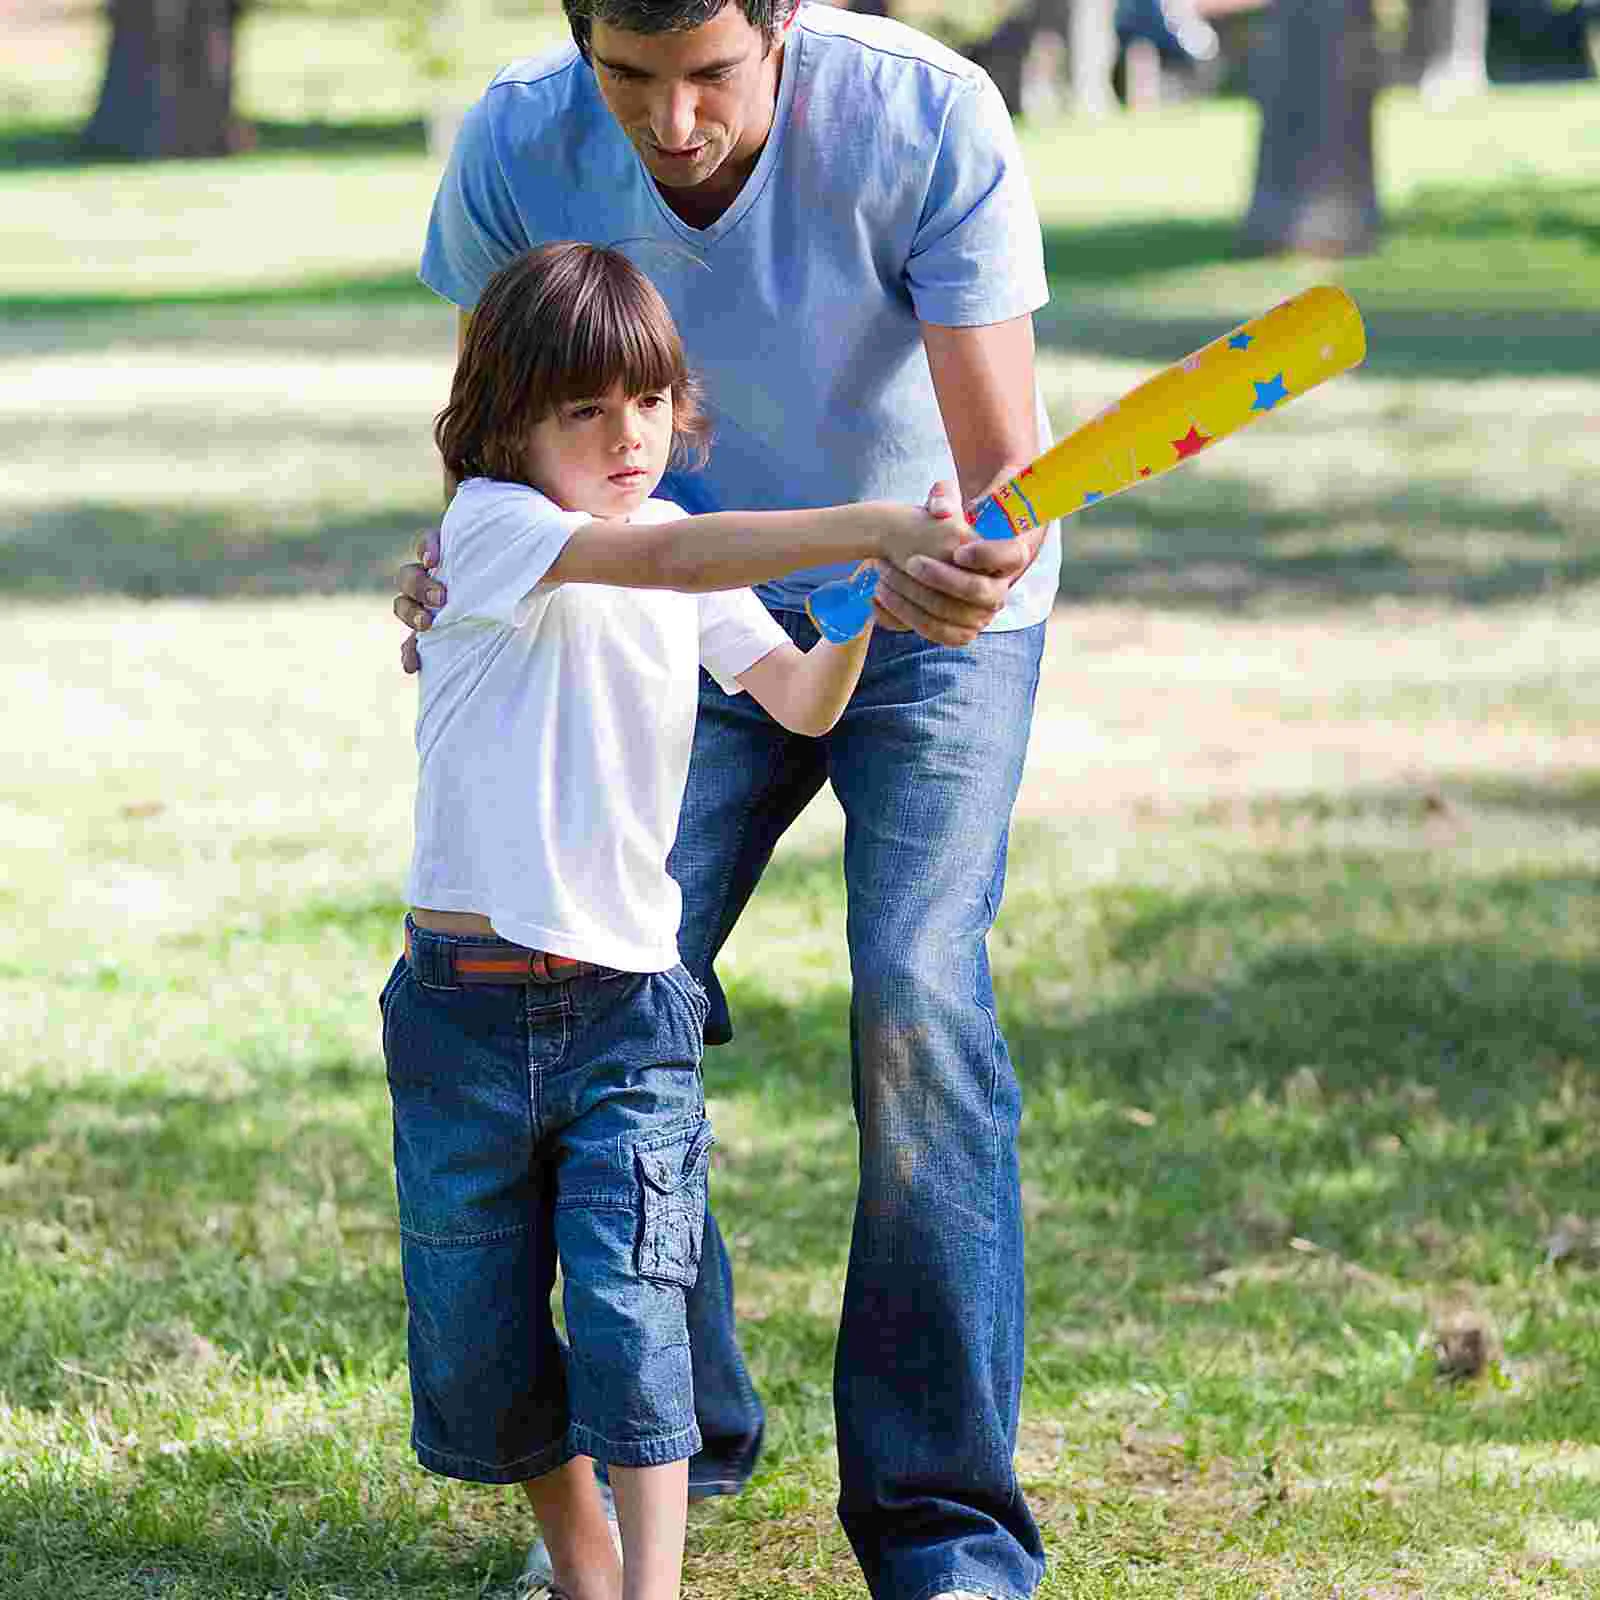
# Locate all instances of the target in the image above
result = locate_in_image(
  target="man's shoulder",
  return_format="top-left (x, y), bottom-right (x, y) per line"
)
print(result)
top-left (468, 40), bottom-right (606, 145)
top-left (483, 38), bottom-right (585, 97)
top-left (796, 2), bottom-right (985, 93)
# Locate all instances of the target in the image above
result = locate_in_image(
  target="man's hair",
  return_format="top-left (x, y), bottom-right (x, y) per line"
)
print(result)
top-left (562, 0), bottom-right (802, 62)
top-left (435, 243), bottom-right (709, 487)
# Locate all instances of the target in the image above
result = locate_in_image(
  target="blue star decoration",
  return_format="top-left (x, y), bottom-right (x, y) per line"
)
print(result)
top-left (1083, 490), bottom-right (1105, 505)
top-left (1252, 372), bottom-right (1289, 412)
top-left (1228, 332), bottom-right (1254, 350)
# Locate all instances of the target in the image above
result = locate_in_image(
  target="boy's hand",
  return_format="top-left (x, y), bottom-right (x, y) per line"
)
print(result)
top-left (872, 479), bottom-right (1013, 647)
top-left (870, 484), bottom-right (965, 567)
top-left (394, 529), bottom-right (446, 674)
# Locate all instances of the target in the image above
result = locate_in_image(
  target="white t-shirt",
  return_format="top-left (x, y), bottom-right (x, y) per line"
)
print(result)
top-left (408, 478), bottom-right (789, 971)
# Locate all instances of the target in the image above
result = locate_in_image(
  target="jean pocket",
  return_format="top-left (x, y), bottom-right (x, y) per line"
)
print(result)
top-left (634, 1119), bottom-right (715, 1289)
top-left (377, 956), bottom-right (407, 1017)
top-left (660, 963), bottom-right (711, 1031)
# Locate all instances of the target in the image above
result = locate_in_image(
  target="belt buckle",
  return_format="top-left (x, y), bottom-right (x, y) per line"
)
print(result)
top-left (528, 950), bottom-right (552, 984)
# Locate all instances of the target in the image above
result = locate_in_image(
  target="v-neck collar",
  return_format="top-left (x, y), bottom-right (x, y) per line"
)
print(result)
top-left (635, 23), bottom-right (802, 248)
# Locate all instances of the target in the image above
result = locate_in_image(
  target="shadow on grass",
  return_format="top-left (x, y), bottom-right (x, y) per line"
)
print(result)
top-left (1036, 180), bottom-right (1600, 379)
top-left (2, 851), bottom-right (1595, 1445)
top-left (1163, 776), bottom-right (1600, 831)
top-left (1399, 178), bottom-right (1600, 249)
top-left (1037, 298), bottom-right (1600, 381)
top-left (1041, 180), bottom-right (1600, 287)
top-left (1057, 476), bottom-right (1599, 611)
top-left (4, 502), bottom-right (430, 599)
top-left (0, 117), bottom-right (428, 172)
top-left (1041, 217), bottom-right (1241, 284)
top-left (0, 268), bottom-right (431, 324)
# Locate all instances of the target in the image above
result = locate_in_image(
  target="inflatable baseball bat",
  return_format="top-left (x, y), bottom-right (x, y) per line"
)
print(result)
top-left (806, 284), bottom-right (1367, 643)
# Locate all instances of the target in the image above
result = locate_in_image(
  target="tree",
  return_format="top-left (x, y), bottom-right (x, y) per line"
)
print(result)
top-left (1240, 0), bottom-right (1382, 257)
top-left (1407, 0), bottom-right (1489, 104)
top-left (85, 0), bottom-right (247, 159)
top-left (83, 0), bottom-right (437, 162)
top-left (967, 0), bottom-right (1117, 119)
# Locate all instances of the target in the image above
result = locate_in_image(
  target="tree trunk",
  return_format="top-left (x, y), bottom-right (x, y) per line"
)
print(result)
top-left (1240, 0), bottom-right (1381, 257)
top-left (968, 0), bottom-right (1110, 120)
top-left (85, 0), bottom-right (244, 160)
top-left (1066, 0), bottom-right (1118, 117)
top-left (1407, 0), bottom-right (1488, 105)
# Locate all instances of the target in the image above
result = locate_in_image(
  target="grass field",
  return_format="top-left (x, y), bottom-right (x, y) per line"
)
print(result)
top-left (4, 42), bottom-right (1600, 1600)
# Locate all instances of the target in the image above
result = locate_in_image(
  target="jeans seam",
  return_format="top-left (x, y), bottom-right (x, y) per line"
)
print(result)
top-left (567, 1418), bottom-right (701, 1468)
top-left (524, 981), bottom-right (568, 1138)
top-left (413, 1432), bottom-right (576, 1484)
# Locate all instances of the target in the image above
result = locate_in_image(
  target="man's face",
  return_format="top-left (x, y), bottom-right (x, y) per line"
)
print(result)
top-left (589, 7), bottom-right (785, 196)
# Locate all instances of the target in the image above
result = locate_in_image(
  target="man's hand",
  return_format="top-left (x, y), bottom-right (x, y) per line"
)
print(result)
top-left (394, 529), bottom-right (445, 675)
top-left (872, 476), bottom-right (1045, 647)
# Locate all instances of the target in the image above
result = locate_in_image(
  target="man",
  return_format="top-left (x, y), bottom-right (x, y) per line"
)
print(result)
top-left (394, 4), bottom-right (1058, 1596)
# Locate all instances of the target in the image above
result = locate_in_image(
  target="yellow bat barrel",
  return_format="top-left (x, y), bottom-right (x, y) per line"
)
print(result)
top-left (976, 284), bottom-right (1368, 539)
top-left (806, 285), bottom-right (1368, 642)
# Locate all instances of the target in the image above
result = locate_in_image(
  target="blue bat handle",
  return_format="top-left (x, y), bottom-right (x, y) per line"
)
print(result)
top-left (804, 496), bottom-right (1014, 643)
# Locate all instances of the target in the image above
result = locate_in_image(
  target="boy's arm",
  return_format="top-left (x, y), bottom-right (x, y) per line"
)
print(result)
top-left (736, 625), bottom-right (873, 739)
top-left (707, 481), bottom-right (961, 736)
top-left (443, 308), bottom-right (470, 504)
top-left (544, 497), bottom-right (962, 594)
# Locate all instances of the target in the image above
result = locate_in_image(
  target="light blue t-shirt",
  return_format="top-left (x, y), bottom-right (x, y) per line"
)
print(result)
top-left (420, 3), bottom-right (1059, 627)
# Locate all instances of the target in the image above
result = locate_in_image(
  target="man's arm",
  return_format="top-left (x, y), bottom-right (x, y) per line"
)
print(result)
top-left (871, 314), bottom-right (1044, 648)
top-left (394, 309), bottom-right (471, 671)
top-left (443, 308), bottom-right (469, 505)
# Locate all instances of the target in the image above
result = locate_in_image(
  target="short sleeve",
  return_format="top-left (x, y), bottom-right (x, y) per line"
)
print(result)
top-left (419, 96), bottom-right (531, 312)
top-left (697, 589), bottom-right (789, 696)
top-left (906, 74), bottom-right (1048, 329)
top-left (436, 482), bottom-right (592, 629)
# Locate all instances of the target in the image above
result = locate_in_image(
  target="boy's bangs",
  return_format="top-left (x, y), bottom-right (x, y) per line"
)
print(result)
top-left (552, 275), bottom-right (684, 404)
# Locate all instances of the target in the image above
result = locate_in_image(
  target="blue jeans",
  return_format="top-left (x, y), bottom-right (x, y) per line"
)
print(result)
top-left (381, 921), bottom-right (715, 1481)
top-left (669, 614), bottom-right (1048, 1600)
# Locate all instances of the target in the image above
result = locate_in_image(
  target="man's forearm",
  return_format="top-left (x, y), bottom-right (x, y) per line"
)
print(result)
top-left (922, 315), bottom-right (1041, 513)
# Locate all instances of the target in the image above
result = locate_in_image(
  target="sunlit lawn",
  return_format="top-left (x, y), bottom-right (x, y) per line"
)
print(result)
top-left (4, 56), bottom-right (1600, 1600)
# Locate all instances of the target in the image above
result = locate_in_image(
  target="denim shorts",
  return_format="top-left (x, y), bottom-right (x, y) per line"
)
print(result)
top-left (379, 919), bottom-right (713, 1483)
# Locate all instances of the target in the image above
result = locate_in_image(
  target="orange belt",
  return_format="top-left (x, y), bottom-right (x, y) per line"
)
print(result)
top-left (405, 923), bottom-right (599, 985)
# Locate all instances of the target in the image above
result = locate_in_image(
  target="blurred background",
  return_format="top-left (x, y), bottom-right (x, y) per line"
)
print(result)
top-left (4, 4), bottom-right (1599, 1598)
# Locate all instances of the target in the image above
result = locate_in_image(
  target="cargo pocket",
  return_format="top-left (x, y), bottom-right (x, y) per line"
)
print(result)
top-left (635, 1120), bottom-right (715, 1288)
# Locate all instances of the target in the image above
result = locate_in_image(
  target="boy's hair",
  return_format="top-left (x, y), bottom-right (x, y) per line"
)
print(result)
top-left (435, 243), bottom-right (710, 487)
top-left (562, 0), bottom-right (801, 62)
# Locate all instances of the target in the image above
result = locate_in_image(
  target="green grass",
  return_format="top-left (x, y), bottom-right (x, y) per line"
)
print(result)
top-left (4, 43), bottom-right (1600, 1600)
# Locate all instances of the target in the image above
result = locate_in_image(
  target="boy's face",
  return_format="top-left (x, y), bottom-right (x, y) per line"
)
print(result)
top-left (522, 382), bottom-right (674, 520)
top-left (588, 7), bottom-right (785, 199)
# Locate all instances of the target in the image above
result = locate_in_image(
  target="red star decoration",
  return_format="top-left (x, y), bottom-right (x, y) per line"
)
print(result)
top-left (1139, 467), bottom-right (1153, 478)
top-left (1021, 465), bottom-right (1036, 478)
top-left (1172, 425), bottom-right (1212, 461)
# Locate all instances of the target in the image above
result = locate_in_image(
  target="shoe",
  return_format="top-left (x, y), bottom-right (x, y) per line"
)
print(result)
top-left (515, 1480), bottom-right (621, 1597)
